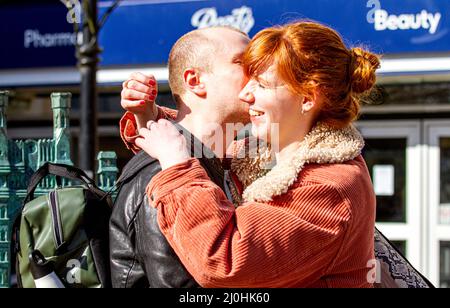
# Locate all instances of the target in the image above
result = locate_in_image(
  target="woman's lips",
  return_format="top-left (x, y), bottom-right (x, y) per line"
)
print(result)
top-left (249, 108), bottom-right (265, 120)
top-left (249, 108), bottom-right (265, 117)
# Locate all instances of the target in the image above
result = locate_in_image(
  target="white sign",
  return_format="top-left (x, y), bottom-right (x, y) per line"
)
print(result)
top-left (439, 204), bottom-right (450, 225)
top-left (373, 165), bottom-right (395, 196)
top-left (374, 9), bottom-right (441, 34)
top-left (191, 6), bottom-right (255, 34)
top-left (24, 30), bottom-right (77, 49)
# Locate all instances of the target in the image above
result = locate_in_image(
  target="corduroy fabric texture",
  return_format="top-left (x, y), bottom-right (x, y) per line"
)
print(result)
top-left (144, 123), bottom-right (376, 288)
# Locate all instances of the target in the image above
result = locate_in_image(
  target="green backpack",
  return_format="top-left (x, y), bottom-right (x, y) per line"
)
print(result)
top-left (14, 163), bottom-right (112, 288)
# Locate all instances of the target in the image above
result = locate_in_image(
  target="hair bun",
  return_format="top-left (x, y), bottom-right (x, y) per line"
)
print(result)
top-left (350, 47), bottom-right (380, 94)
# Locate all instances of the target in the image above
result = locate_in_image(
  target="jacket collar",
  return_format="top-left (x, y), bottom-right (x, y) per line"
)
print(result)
top-left (231, 122), bottom-right (365, 203)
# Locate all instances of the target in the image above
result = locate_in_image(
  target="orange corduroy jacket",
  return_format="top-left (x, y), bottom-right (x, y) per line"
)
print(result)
top-left (119, 108), bottom-right (376, 288)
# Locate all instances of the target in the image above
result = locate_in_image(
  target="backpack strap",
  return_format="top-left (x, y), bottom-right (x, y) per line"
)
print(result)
top-left (24, 163), bottom-right (98, 204)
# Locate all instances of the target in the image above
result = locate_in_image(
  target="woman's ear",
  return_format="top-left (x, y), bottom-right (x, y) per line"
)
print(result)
top-left (183, 68), bottom-right (207, 97)
top-left (301, 96), bottom-right (315, 114)
top-left (301, 85), bottom-right (322, 115)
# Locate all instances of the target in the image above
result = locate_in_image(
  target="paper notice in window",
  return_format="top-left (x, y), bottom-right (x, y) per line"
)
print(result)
top-left (439, 204), bottom-right (450, 225)
top-left (373, 165), bottom-right (395, 196)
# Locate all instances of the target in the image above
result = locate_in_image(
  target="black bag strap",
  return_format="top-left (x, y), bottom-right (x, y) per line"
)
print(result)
top-left (375, 227), bottom-right (435, 288)
top-left (24, 162), bottom-right (97, 204)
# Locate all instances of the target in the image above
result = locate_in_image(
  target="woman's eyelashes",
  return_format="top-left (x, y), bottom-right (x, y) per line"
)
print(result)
top-left (256, 78), bottom-right (272, 89)
top-left (258, 81), bottom-right (268, 89)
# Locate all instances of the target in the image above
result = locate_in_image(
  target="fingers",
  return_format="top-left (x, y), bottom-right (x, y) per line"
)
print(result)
top-left (140, 120), bottom-right (176, 136)
top-left (146, 120), bottom-right (156, 130)
top-left (121, 88), bottom-right (155, 102)
top-left (121, 99), bottom-right (146, 109)
top-left (155, 119), bottom-right (175, 134)
top-left (129, 72), bottom-right (157, 87)
top-left (121, 79), bottom-right (157, 114)
top-left (128, 79), bottom-right (158, 96)
top-left (157, 118), bottom-right (171, 125)
top-left (139, 120), bottom-right (178, 136)
top-left (136, 122), bottom-right (190, 167)
top-left (135, 135), bottom-right (147, 151)
top-left (157, 119), bottom-right (181, 134)
top-left (136, 128), bottom-right (153, 154)
top-left (122, 72), bottom-right (158, 102)
top-left (138, 127), bottom-right (152, 139)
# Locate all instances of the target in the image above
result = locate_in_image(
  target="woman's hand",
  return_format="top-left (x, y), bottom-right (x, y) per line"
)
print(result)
top-left (136, 119), bottom-right (191, 170)
top-left (121, 72), bottom-right (159, 130)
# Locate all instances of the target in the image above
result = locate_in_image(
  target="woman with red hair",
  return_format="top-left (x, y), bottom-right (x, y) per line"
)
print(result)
top-left (136, 21), bottom-right (380, 288)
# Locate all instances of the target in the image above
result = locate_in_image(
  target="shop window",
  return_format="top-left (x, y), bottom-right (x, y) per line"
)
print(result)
top-left (441, 138), bottom-right (450, 204)
top-left (362, 138), bottom-right (407, 223)
top-left (440, 241), bottom-right (450, 288)
top-left (391, 240), bottom-right (407, 257)
top-left (440, 138), bottom-right (450, 224)
top-left (362, 83), bottom-right (450, 114)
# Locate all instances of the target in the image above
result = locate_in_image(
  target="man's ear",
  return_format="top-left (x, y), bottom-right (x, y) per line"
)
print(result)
top-left (183, 68), bottom-right (207, 97)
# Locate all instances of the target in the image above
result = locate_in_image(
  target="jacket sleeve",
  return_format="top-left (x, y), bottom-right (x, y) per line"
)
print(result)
top-left (134, 196), bottom-right (199, 288)
top-left (110, 159), bottom-right (198, 288)
top-left (147, 158), bottom-right (351, 288)
top-left (120, 106), bottom-right (178, 153)
top-left (109, 182), bottom-right (147, 288)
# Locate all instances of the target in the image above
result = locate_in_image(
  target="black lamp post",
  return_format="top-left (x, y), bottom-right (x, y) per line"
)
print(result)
top-left (78, 0), bottom-right (100, 176)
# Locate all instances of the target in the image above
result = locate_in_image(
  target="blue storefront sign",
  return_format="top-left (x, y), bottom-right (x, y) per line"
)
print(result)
top-left (0, 0), bottom-right (449, 69)
top-left (0, 3), bottom-right (77, 69)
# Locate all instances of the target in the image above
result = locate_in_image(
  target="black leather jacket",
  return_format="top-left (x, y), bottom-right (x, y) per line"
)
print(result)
top-left (109, 125), bottom-right (225, 288)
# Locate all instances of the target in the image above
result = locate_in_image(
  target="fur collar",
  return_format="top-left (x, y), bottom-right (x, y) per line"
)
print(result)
top-left (231, 122), bottom-right (364, 203)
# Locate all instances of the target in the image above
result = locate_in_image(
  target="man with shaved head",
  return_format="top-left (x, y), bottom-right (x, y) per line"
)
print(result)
top-left (109, 27), bottom-right (250, 288)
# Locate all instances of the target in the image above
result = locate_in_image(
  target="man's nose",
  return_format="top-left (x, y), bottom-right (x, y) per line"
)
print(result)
top-left (239, 83), bottom-right (255, 104)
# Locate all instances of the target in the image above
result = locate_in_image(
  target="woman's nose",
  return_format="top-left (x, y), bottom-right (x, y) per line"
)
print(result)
top-left (239, 83), bottom-right (255, 104)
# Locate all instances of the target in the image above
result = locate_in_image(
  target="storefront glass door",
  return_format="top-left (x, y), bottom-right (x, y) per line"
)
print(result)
top-left (425, 121), bottom-right (450, 287)
top-left (356, 121), bottom-right (423, 273)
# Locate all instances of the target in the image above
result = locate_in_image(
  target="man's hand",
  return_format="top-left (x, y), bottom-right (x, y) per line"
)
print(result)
top-left (121, 72), bottom-right (159, 130)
